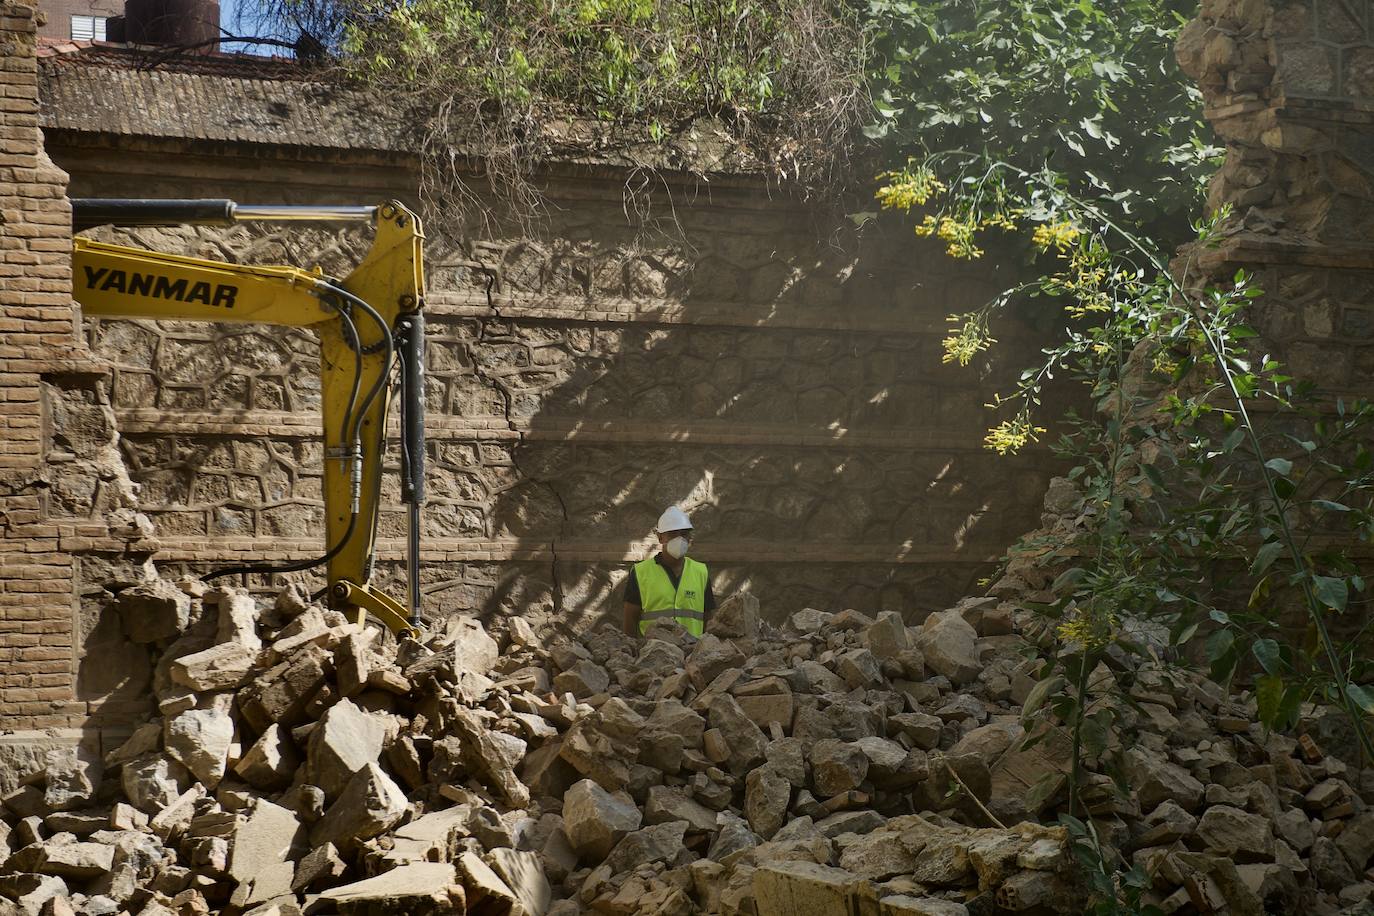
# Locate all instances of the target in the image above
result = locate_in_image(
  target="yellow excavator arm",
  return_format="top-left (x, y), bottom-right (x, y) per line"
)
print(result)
top-left (73, 199), bottom-right (428, 638)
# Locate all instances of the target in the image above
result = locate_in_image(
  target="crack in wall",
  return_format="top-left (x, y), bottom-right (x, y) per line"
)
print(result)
top-left (463, 263), bottom-right (570, 620)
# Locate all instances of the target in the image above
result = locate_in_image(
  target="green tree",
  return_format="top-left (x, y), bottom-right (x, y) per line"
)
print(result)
top-left (864, 0), bottom-right (1214, 234)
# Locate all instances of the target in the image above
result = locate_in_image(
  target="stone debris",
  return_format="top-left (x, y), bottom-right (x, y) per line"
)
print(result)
top-left (3, 582), bottom-right (1374, 915)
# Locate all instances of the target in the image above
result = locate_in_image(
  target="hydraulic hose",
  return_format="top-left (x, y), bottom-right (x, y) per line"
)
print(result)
top-left (202, 284), bottom-right (389, 582)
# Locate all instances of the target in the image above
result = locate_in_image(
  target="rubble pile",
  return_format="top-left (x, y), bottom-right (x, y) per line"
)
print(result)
top-left (2, 580), bottom-right (1373, 915)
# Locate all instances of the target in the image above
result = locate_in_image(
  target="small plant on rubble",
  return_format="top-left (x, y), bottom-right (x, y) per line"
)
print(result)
top-left (876, 153), bottom-right (1374, 907)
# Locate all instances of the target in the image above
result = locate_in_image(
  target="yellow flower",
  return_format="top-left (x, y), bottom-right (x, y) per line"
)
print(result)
top-left (933, 217), bottom-right (983, 259)
top-left (1150, 350), bottom-right (1180, 377)
top-left (983, 416), bottom-right (1047, 455)
top-left (941, 314), bottom-right (995, 366)
top-left (1032, 220), bottom-right (1081, 253)
top-left (1055, 610), bottom-right (1119, 649)
top-left (874, 166), bottom-right (947, 212)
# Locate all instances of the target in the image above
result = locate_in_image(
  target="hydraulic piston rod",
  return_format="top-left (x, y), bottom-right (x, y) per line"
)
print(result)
top-left (72, 199), bottom-right (377, 231)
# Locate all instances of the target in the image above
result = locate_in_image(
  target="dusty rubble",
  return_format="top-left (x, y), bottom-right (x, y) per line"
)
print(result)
top-left (2, 580), bottom-right (1373, 916)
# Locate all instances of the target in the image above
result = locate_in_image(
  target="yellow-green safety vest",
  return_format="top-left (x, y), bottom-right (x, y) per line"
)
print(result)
top-left (634, 556), bottom-right (709, 637)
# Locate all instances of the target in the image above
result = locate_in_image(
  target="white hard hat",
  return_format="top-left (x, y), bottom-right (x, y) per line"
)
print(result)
top-left (656, 506), bottom-right (692, 533)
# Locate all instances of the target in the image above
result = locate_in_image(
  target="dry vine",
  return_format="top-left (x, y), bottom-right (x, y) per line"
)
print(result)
top-left (225, 0), bottom-right (872, 238)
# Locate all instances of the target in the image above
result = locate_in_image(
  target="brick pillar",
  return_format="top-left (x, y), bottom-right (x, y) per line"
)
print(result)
top-left (0, 7), bottom-right (158, 779)
top-left (1177, 0), bottom-right (1374, 390)
top-left (0, 3), bottom-right (88, 737)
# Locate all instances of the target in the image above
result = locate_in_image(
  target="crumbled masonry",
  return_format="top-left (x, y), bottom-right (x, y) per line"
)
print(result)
top-left (2, 583), bottom-right (1373, 915)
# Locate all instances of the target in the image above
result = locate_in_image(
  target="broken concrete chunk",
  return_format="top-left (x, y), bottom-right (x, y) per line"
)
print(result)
top-left (233, 723), bottom-right (299, 790)
top-left (239, 643), bottom-right (331, 733)
top-left (42, 747), bottom-right (102, 813)
top-left (552, 659), bottom-right (611, 698)
top-left (1336, 810), bottom-right (1374, 873)
top-left (753, 861), bottom-right (870, 916)
top-left (163, 700), bottom-right (235, 788)
top-left (315, 862), bottom-right (464, 914)
top-left (864, 612), bottom-right (910, 659)
top-left (449, 708), bottom-right (531, 808)
top-left (309, 762), bottom-right (408, 850)
top-left (486, 847), bottom-right (552, 916)
top-left (1125, 747), bottom-right (1204, 813)
top-left (121, 754), bottom-right (190, 814)
top-left (708, 592), bottom-right (761, 640)
top-left (917, 610), bottom-right (981, 685)
top-left (292, 841), bottom-right (347, 893)
top-left (745, 767), bottom-right (792, 840)
top-left (837, 649), bottom-right (884, 690)
top-left (8, 838), bottom-right (114, 878)
top-left (114, 580), bottom-right (192, 645)
top-left (333, 631), bottom-right (374, 698)
top-left (603, 820), bottom-right (689, 874)
top-left (563, 778), bottom-right (642, 862)
top-left (838, 829), bottom-right (920, 880)
top-left (811, 740), bottom-right (869, 798)
top-left (645, 785), bottom-right (717, 833)
top-left (210, 588), bottom-right (263, 651)
top-left (879, 896), bottom-right (969, 916)
top-left (307, 698), bottom-right (390, 800)
top-left (686, 635), bottom-right (747, 691)
top-left (458, 850), bottom-right (518, 911)
top-left (228, 800), bottom-right (302, 906)
top-left (707, 694), bottom-right (768, 775)
top-left (169, 642), bottom-right (258, 692)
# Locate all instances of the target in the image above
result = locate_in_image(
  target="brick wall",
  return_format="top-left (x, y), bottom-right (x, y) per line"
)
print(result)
top-left (0, 6), bottom-right (153, 768)
top-left (0, 2), bottom-right (84, 734)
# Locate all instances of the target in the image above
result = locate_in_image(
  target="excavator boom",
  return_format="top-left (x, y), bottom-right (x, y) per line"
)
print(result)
top-left (72, 199), bottom-right (427, 637)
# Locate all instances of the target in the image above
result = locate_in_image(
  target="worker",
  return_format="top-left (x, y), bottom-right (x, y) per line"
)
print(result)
top-left (622, 506), bottom-right (716, 637)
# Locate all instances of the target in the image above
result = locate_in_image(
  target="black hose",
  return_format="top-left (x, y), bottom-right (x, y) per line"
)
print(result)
top-left (203, 290), bottom-right (375, 582)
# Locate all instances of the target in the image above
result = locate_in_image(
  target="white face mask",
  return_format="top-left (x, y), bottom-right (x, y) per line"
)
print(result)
top-left (665, 536), bottom-right (690, 560)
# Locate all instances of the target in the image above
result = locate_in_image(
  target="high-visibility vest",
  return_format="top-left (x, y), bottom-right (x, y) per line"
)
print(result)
top-left (634, 556), bottom-right (708, 637)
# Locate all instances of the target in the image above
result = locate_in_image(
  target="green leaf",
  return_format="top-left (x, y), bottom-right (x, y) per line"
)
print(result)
top-left (1265, 457), bottom-right (1293, 478)
top-left (1052, 567), bottom-right (1088, 595)
top-left (1080, 713), bottom-right (1110, 758)
top-left (1278, 685), bottom-right (1304, 730)
top-left (1207, 628), bottom-right (1238, 683)
top-left (1205, 628), bottom-right (1234, 662)
top-left (1313, 500), bottom-right (1352, 513)
top-left (1313, 575), bottom-right (1349, 613)
top-left (1252, 638), bottom-right (1282, 675)
top-left (1021, 675), bottom-right (1066, 720)
top-left (1057, 813), bottom-right (1088, 837)
top-left (1346, 683), bottom-right (1374, 715)
top-left (1256, 675), bottom-right (1285, 729)
top-left (1251, 541), bottom-right (1284, 575)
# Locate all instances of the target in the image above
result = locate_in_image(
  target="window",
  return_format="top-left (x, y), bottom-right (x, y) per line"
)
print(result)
top-left (70, 15), bottom-right (108, 41)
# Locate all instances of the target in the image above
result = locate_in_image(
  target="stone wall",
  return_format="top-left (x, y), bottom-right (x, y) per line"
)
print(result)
top-left (51, 130), bottom-right (1065, 636)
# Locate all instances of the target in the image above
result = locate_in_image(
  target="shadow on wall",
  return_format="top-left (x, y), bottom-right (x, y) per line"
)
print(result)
top-left (408, 179), bottom-right (1067, 632)
top-left (77, 182), bottom-right (1067, 638)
